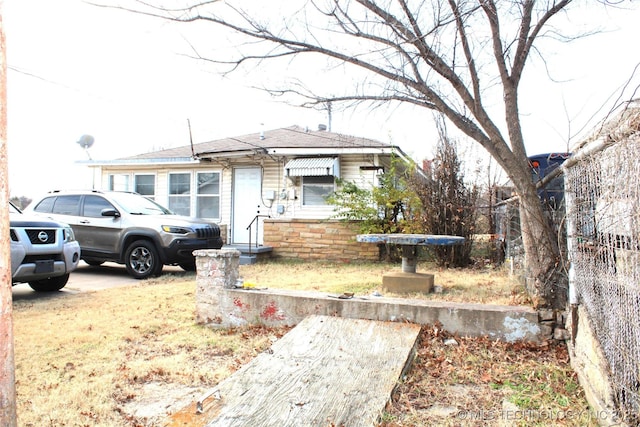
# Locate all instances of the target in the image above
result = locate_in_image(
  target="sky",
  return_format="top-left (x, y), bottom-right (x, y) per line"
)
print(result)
top-left (4, 0), bottom-right (640, 198)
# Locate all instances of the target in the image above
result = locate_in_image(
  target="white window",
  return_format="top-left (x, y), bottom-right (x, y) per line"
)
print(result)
top-left (196, 172), bottom-right (220, 218)
top-left (108, 174), bottom-right (130, 191)
top-left (134, 174), bottom-right (155, 198)
top-left (167, 171), bottom-right (222, 217)
top-left (302, 175), bottom-right (334, 206)
top-left (168, 173), bottom-right (191, 216)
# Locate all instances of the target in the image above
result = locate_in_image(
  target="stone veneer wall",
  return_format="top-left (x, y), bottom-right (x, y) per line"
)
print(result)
top-left (263, 219), bottom-right (379, 262)
top-left (219, 224), bottom-right (227, 245)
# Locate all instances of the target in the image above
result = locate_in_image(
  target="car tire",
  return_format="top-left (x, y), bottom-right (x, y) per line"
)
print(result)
top-left (84, 259), bottom-right (104, 267)
top-left (124, 240), bottom-right (163, 279)
top-left (28, 274), bottom-right (69, 292)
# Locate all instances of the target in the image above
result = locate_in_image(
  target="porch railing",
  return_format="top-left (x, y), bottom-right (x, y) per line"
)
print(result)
top-left (246, 214), bottom-right (270, 256)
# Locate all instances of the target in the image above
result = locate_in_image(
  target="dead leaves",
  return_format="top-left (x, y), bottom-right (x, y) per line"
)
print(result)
top-left (381, 325), bottom-right (591, 426)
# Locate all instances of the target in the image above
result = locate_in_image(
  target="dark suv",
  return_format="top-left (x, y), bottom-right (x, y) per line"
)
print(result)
top-left (27, 190), bottom-right (223, 279)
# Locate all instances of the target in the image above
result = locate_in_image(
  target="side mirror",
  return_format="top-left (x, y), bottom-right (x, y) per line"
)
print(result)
top-left (101, 208), bottom-right (121, 218)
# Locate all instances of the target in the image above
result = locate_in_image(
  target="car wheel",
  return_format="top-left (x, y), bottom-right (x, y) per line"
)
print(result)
top-left (179, 261), bottom-right (196, 272)
top-left (124, 240), bottom-right (162, 279)
top-left (84, 259), bottom-right (104, 266)
top-left (28, 274), bottom-right (69, 292)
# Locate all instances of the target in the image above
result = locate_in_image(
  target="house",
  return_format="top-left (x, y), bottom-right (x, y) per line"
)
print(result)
top-left (88, 125), bottom-right (417, 262)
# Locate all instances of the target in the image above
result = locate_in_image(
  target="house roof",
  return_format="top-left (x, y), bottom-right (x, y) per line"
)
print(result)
top-left (80, 125), bottom-right (430, 180)
top-left (114, 125), bottom-right (400, 162)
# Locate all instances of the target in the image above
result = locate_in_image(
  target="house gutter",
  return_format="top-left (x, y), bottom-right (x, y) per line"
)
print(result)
top-left (76, 157), bottom-right (200, 167)
top-left (81, 144), bottom-right (421, 174)
top-left (192, 147), bottom-right (401, 159)
top-left (265, 147), bottom-right (399, 156)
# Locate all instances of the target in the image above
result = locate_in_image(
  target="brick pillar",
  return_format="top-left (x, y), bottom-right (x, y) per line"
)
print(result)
top-left (193, 249), bottom-right (241, 325)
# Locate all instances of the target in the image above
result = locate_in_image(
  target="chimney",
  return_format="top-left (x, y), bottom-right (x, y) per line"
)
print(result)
top-left (318, 124), bottom-right (327, 131)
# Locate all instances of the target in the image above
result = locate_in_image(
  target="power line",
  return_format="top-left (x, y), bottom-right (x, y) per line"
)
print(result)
top-left (8, 65), bottom-right (80, 92)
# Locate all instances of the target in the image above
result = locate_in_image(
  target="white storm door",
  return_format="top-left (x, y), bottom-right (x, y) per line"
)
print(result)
top-left (232, 167), bottom-right (263, 244)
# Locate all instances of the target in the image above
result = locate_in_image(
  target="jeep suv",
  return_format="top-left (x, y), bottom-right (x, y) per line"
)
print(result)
top-left (9, 201), bottom-right (81, 291)
top-left (27, 190), bottom-right (224, 279)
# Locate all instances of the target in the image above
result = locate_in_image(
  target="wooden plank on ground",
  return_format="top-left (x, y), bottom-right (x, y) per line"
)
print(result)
top-left (167, 315), bottom-right (421, 427)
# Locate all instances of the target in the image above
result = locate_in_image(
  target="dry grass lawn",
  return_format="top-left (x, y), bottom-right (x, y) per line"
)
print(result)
top-left (11, 260), bottom-right (594, 426)
top-left (239, 260), bottom-right (531, 306)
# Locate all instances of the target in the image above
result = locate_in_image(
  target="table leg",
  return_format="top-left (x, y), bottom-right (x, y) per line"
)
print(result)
top-left (401, 245), bottom-right (418, 273)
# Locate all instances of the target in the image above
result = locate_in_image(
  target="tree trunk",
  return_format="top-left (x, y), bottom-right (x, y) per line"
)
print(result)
top-left (518, 181), bottom-right (567, 310)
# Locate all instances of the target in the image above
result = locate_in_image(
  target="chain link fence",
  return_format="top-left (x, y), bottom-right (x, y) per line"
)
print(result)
top-left (564, 109), bottom-right (640, 425)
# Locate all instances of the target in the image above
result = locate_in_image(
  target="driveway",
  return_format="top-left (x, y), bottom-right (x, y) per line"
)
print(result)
top-left (12, 261), bottom-right (185, 300)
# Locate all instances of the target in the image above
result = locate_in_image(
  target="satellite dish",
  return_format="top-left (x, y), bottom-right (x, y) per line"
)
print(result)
top-left (77, 134), bottom-right (95, 149)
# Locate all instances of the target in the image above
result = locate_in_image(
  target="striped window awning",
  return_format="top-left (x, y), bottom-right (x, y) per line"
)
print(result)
top-left (285, 157), bottom-right (340, 177)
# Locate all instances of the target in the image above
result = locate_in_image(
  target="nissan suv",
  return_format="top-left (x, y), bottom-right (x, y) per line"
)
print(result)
top-left (26, 190), bottom-right (224, 279)
top-left (10, 201), bottom-right (80, 291)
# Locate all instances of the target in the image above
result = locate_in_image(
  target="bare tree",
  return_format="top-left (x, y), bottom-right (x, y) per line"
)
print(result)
top-left (114, 0), bottom-right (615, 309)
top-left (0, 3), bottom-right (18, 425)
top-left (410, 115), bottom-right (479, 268)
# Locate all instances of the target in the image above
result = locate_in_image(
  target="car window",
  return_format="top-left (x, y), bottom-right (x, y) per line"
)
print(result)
top-left (33, 197), bottom-right (56, 213)
top-left (109, 192), bottom-right (172, 215)
top-left (83, 195), bottom-right (115, 218)
top-left (51, 195), bottom-right (81, 216)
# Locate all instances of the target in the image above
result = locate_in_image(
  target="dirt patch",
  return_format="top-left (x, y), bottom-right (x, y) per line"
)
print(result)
top-left (121, 382), bottom-right (204, 426)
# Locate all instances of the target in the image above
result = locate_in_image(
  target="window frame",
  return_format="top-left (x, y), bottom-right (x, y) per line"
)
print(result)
top-left (301, 175), bottom-right (335, 206)
top-left (195, 171), bottom-right (221, 219)
top-left (134, 173), bottom-right (156, 198)
top-left (168, 172), bottom-right (192, 216)
top-left (108, 174), bottom-right (130, 191)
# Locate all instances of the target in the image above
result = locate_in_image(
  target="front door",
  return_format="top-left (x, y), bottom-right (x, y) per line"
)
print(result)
top-left (232, 167), bottom-right (263, 244)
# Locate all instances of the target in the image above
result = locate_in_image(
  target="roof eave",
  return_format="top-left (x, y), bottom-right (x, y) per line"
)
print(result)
top-left (85, 145), bottom-right (412, 167)
top-left (79, 157), bottom-right (199, 167)
top-left (196, 146), bottom-right (402, 158)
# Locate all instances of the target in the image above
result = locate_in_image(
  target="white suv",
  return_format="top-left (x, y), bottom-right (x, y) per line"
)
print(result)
top-left (27, 190), bottom-right (224, 279)
top-left (10, 201), bottom-right (80, 291)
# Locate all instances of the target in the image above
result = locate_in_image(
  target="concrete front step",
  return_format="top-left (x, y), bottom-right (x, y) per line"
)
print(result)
top-left (223, 244), bottom-right (272, 264)
top-left (239, 254), bottom-right (257, 265)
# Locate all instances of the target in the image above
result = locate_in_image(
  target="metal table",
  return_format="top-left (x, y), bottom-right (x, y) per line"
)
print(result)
top-left (356, 233), bottom-right (465, 293)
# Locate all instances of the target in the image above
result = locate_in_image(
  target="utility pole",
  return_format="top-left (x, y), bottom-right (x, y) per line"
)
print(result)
top-left (0, 2), bottom-right (18, 425)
